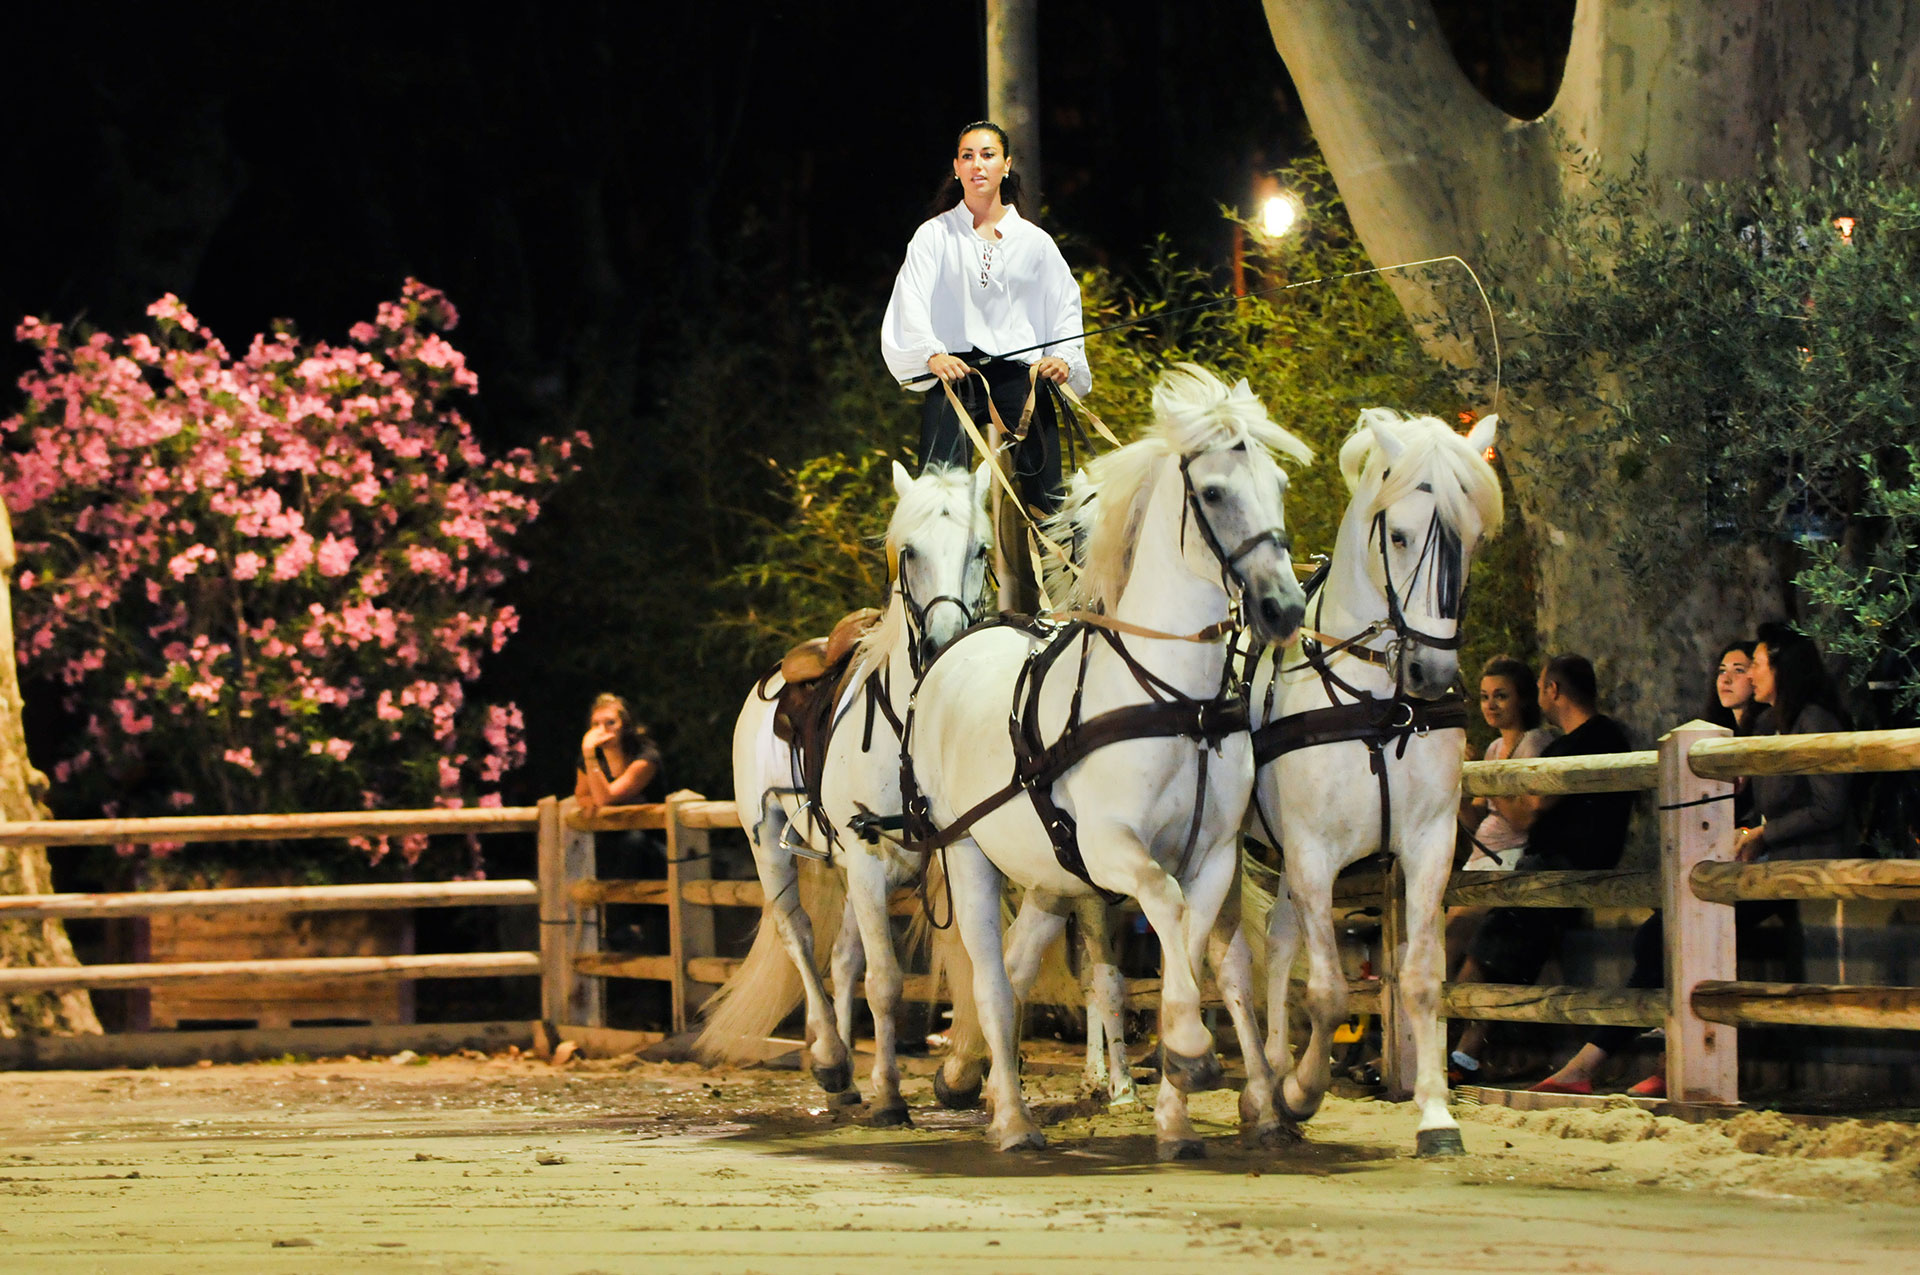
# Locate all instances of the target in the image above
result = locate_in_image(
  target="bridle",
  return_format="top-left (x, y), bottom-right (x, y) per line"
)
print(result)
top-left (1176, 446), bottom-right (1291, 639)
top-left (892, 519), bottom-right (989, 679)
top-left (1369, 481), bottom-right (1465, 655)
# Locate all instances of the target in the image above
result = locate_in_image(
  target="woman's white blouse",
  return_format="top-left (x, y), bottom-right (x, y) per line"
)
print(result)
top-left (881, 203), bottom-right (1092, 397)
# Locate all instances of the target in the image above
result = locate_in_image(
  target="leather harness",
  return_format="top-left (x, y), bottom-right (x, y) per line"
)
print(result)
top-left (1245, 492), bottom-right (1471, 857)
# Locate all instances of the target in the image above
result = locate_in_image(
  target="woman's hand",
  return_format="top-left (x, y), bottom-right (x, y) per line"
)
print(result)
top-left (581, 724), bottom-right (615, 757)
top-left (1034, 356), bottom-right (1070, 384)
top-left (927, 353), bottom-right (971, 383)
top-left (1733, 825), bottom-right (1766, 862)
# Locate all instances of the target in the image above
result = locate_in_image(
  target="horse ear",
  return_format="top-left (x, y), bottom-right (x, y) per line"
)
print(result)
top-left (1358, 408), bottom-right (1405, 463)
top-left (892, 460), bottom-right (915, 499)
top-left (971, 461), bottom-right (990, 504)
top-left (1465, 413), bottom-right (1500, 454)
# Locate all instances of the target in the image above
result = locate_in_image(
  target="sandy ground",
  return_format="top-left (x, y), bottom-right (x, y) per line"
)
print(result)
top-left (2, 1048), bottom-right (1918, 1274)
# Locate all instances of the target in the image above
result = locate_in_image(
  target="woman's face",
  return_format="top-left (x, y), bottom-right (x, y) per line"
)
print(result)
top-left (953, 129), bottom-right (1009, 201)
top-left (1716, 649), bottom-right (1754, 711)
top-left (590, 705), bottom-right (624, 737)
top-left (1479, 674), bottom-right (1523, 732)
top-left (1749, 643), bottom-right (1775, 706)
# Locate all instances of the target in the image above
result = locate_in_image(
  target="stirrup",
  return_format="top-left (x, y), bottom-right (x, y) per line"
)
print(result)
top-left (779, 807), bottom-right (830, 861)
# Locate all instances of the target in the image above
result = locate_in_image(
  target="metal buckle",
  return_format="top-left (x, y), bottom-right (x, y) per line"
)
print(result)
top-left (1388, 701), bottom-right (1416, 730)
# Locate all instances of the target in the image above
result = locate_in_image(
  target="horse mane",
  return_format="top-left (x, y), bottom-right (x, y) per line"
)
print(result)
top-left (1338, 409), bottom-right (1503, 544)
top-left (850, 462), bottom-right (983, 680)
top-left (1044, 363), bottom-right (1312, 612)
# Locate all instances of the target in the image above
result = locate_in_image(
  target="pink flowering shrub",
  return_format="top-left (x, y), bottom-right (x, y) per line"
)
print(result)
top-left (4, 280), bottom-right (586, 875)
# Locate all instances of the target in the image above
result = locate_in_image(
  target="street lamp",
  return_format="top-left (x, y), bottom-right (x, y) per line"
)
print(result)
top-left (1234, 177), bottom-right (1303, 296)
top-left (1260, 192), bottom-right (1301, 239)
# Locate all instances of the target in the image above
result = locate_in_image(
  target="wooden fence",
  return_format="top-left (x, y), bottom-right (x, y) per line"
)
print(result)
top-left (3, 725), bottom-right (1919, 1099)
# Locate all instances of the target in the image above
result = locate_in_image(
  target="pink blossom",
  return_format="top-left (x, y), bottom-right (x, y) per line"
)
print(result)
top-left (222, 746), bottom-right (259, 774)
top-left (315, 533), bottom-right (356, 577)
top-left (233, 551), bottom-right (264, 580)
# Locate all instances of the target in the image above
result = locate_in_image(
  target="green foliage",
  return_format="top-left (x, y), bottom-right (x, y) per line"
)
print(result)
top-left (1506, 137), bottom-right (1920, 712)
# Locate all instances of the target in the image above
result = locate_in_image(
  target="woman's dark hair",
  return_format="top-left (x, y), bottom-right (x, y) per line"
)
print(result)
top-left (928, 120), bottom-right (1027, 214)
top-left (1703, 639), bottom-right (1757, 734)
top-left (1753, 621), bottom-right (1848, 733)
top-left (1480, 654), bottom-right (1541, 729)
top-left (588, 692), bottom-right (648, 755)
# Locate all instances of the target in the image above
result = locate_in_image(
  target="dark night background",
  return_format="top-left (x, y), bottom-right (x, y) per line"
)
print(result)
top-left (2, 2), bottom-right (1570, 824)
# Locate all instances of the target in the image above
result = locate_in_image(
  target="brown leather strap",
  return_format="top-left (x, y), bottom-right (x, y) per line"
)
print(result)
top-left (1253, 695), bottom-right (1467, 768)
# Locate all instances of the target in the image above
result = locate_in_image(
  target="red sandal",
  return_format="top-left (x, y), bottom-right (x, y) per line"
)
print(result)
top-left (1626, 1074), bottom-right (1667, 1099)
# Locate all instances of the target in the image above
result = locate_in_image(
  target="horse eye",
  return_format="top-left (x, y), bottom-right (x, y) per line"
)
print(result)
top-left (1202, 486), bottom-right (1224, 504)
top-left (974, 545), bottom-right (990, 560)
top-left (1389, 531), bottom-right (1409, 549)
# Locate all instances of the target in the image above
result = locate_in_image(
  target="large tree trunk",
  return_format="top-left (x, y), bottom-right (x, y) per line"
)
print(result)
top-left (0, 502), bottom-right (103, 1037)
top-left (1264, 0), bottom-right (1920, 737)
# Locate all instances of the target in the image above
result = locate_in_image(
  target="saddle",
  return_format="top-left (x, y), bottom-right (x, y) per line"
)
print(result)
top-left (765, 608), bottom-right (882, 846)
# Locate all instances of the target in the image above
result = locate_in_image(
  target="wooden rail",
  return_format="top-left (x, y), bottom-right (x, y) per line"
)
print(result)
top-left (0, 807), bottom-right (540, 847)
top-left (0, 880), bottom-right (538, 921)
top-left (0, 952), bottom-right (541, 993)
top-left (1690, 859), bottom-right (1920, 903)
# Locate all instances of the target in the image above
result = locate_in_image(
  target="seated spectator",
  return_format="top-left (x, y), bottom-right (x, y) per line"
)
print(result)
top-left (1529, 638), bottom-right (1758, 1096)
top-left (1448, 653), bottom-right (1634, 1085)
top-left (1449, 655), bottom-right (1556, 976)
top-left (575, 693), bottom-right (662, 814)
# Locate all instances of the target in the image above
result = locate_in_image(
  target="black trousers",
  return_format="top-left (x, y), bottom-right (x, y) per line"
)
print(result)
top-left (918, 353), bottom-right (1064, 516)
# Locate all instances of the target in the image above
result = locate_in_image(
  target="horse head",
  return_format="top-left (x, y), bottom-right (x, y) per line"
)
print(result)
top-left (1339, 409), bottom-right (1503, 698)
top-left (888, 460), bottom-right (992, 669)
top-left (1159, 367), bottom-right (1312, 648)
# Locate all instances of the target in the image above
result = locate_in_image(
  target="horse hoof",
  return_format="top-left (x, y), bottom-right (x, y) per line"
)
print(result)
top-left (933, 1067), bottom-right (983, 1110)
top-left (1247, 1122), bottom-right (1304, 1151)
top-left (811, 1061), bottom-right (853, 1096)
top-left (1157, 1138), bottom-right (1206, 1162)
top-left (1415, 1127), bottom-right (1467, 1158)
top-left (994, 1129), bottom-right (1047, 1153)
top-left (1159, 1046), bottom-right (1224, 1094)
top-left (870, 1102), bottom-right (912, 1129)
top-left (824, 1086), bottom-right (861, 1108)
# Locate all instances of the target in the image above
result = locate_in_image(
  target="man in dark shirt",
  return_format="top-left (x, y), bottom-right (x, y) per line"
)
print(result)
top-left (1449, 654), bottom-right (1634, 1083)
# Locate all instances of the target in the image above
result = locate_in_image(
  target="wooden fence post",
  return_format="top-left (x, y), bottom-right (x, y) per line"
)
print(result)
top-left (1379, 860), bottom-right (1418, 1100)
top-left (666, 790), bottom-right (716, 1033)
top-left (536, 796), bottom-right (602, 1032)
top-left (1659, 719), bottom-right (1737, 1103)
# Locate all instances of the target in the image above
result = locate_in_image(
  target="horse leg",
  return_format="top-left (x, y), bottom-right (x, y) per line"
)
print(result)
top-left (1262, 878), bottom-right (1301, 1080)
top-left (844, 851), bottom-right (910, 1127)
top-left (1212, 917), bottom-right (1292, 1148)
top-left (1147, 842), bottom-right (1237, 1160)
top-left (1095, 828), bottom-right (1216, 1096)
top-left (1076, 898), bottom-right (1137, 1108)
top-left (828, 893), bottom-right (865, 1098)
top-left (1278, 857), bottom-right (1344, 1124)
top-left (1003, 891), bottom-right (1070, 1001)
top-left (1401, 838), bottom-right (1466, 1157)
top-left (752, 811), bottom-right (852, 1096)
top-left (947, 840), bottom-right (1045, 1151)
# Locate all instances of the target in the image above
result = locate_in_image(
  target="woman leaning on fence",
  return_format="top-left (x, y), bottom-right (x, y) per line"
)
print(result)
top-left (575, 693), bottom-right (661, 815)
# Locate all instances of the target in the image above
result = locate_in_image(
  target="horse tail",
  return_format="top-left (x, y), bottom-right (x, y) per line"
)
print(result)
top-left (1240, 846), bottom-right (1281, 989)
top-left (910, 854), bottom-right (990, 1065)
top-left (692, 859), bottom-right (846, 1064)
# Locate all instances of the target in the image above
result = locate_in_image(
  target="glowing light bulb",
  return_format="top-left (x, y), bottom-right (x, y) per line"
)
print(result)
top-left (1260, 194), bottom-right (1300, 238)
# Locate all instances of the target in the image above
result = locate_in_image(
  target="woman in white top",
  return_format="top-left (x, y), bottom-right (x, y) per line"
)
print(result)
top-left (1447, 655), bottom-right (1554, 977)
top-left (881, 121), bottom-right (1090, 607)
top-left (1459, 654), bottom-right (1556, 868)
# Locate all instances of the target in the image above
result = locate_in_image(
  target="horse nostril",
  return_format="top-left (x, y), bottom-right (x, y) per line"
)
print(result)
top-left (1260, 596), bottom-right (1283, 625)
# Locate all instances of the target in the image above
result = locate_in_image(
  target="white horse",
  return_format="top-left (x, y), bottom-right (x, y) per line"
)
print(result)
top-left (904, 364), bottom-right (1311, 1155)
top-left (1248, 408), bottom-right (1501, 1157)
top-left (700, 461), bottom-right (990, 1124)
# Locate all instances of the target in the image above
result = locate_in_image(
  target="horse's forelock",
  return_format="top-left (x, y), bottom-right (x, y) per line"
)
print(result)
top-left (1346, 413), bottom-right (1503, 542)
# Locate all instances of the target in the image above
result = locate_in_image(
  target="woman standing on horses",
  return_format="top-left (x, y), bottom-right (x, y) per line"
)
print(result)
top-left (881, 120), bottom-right (1090, 612)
